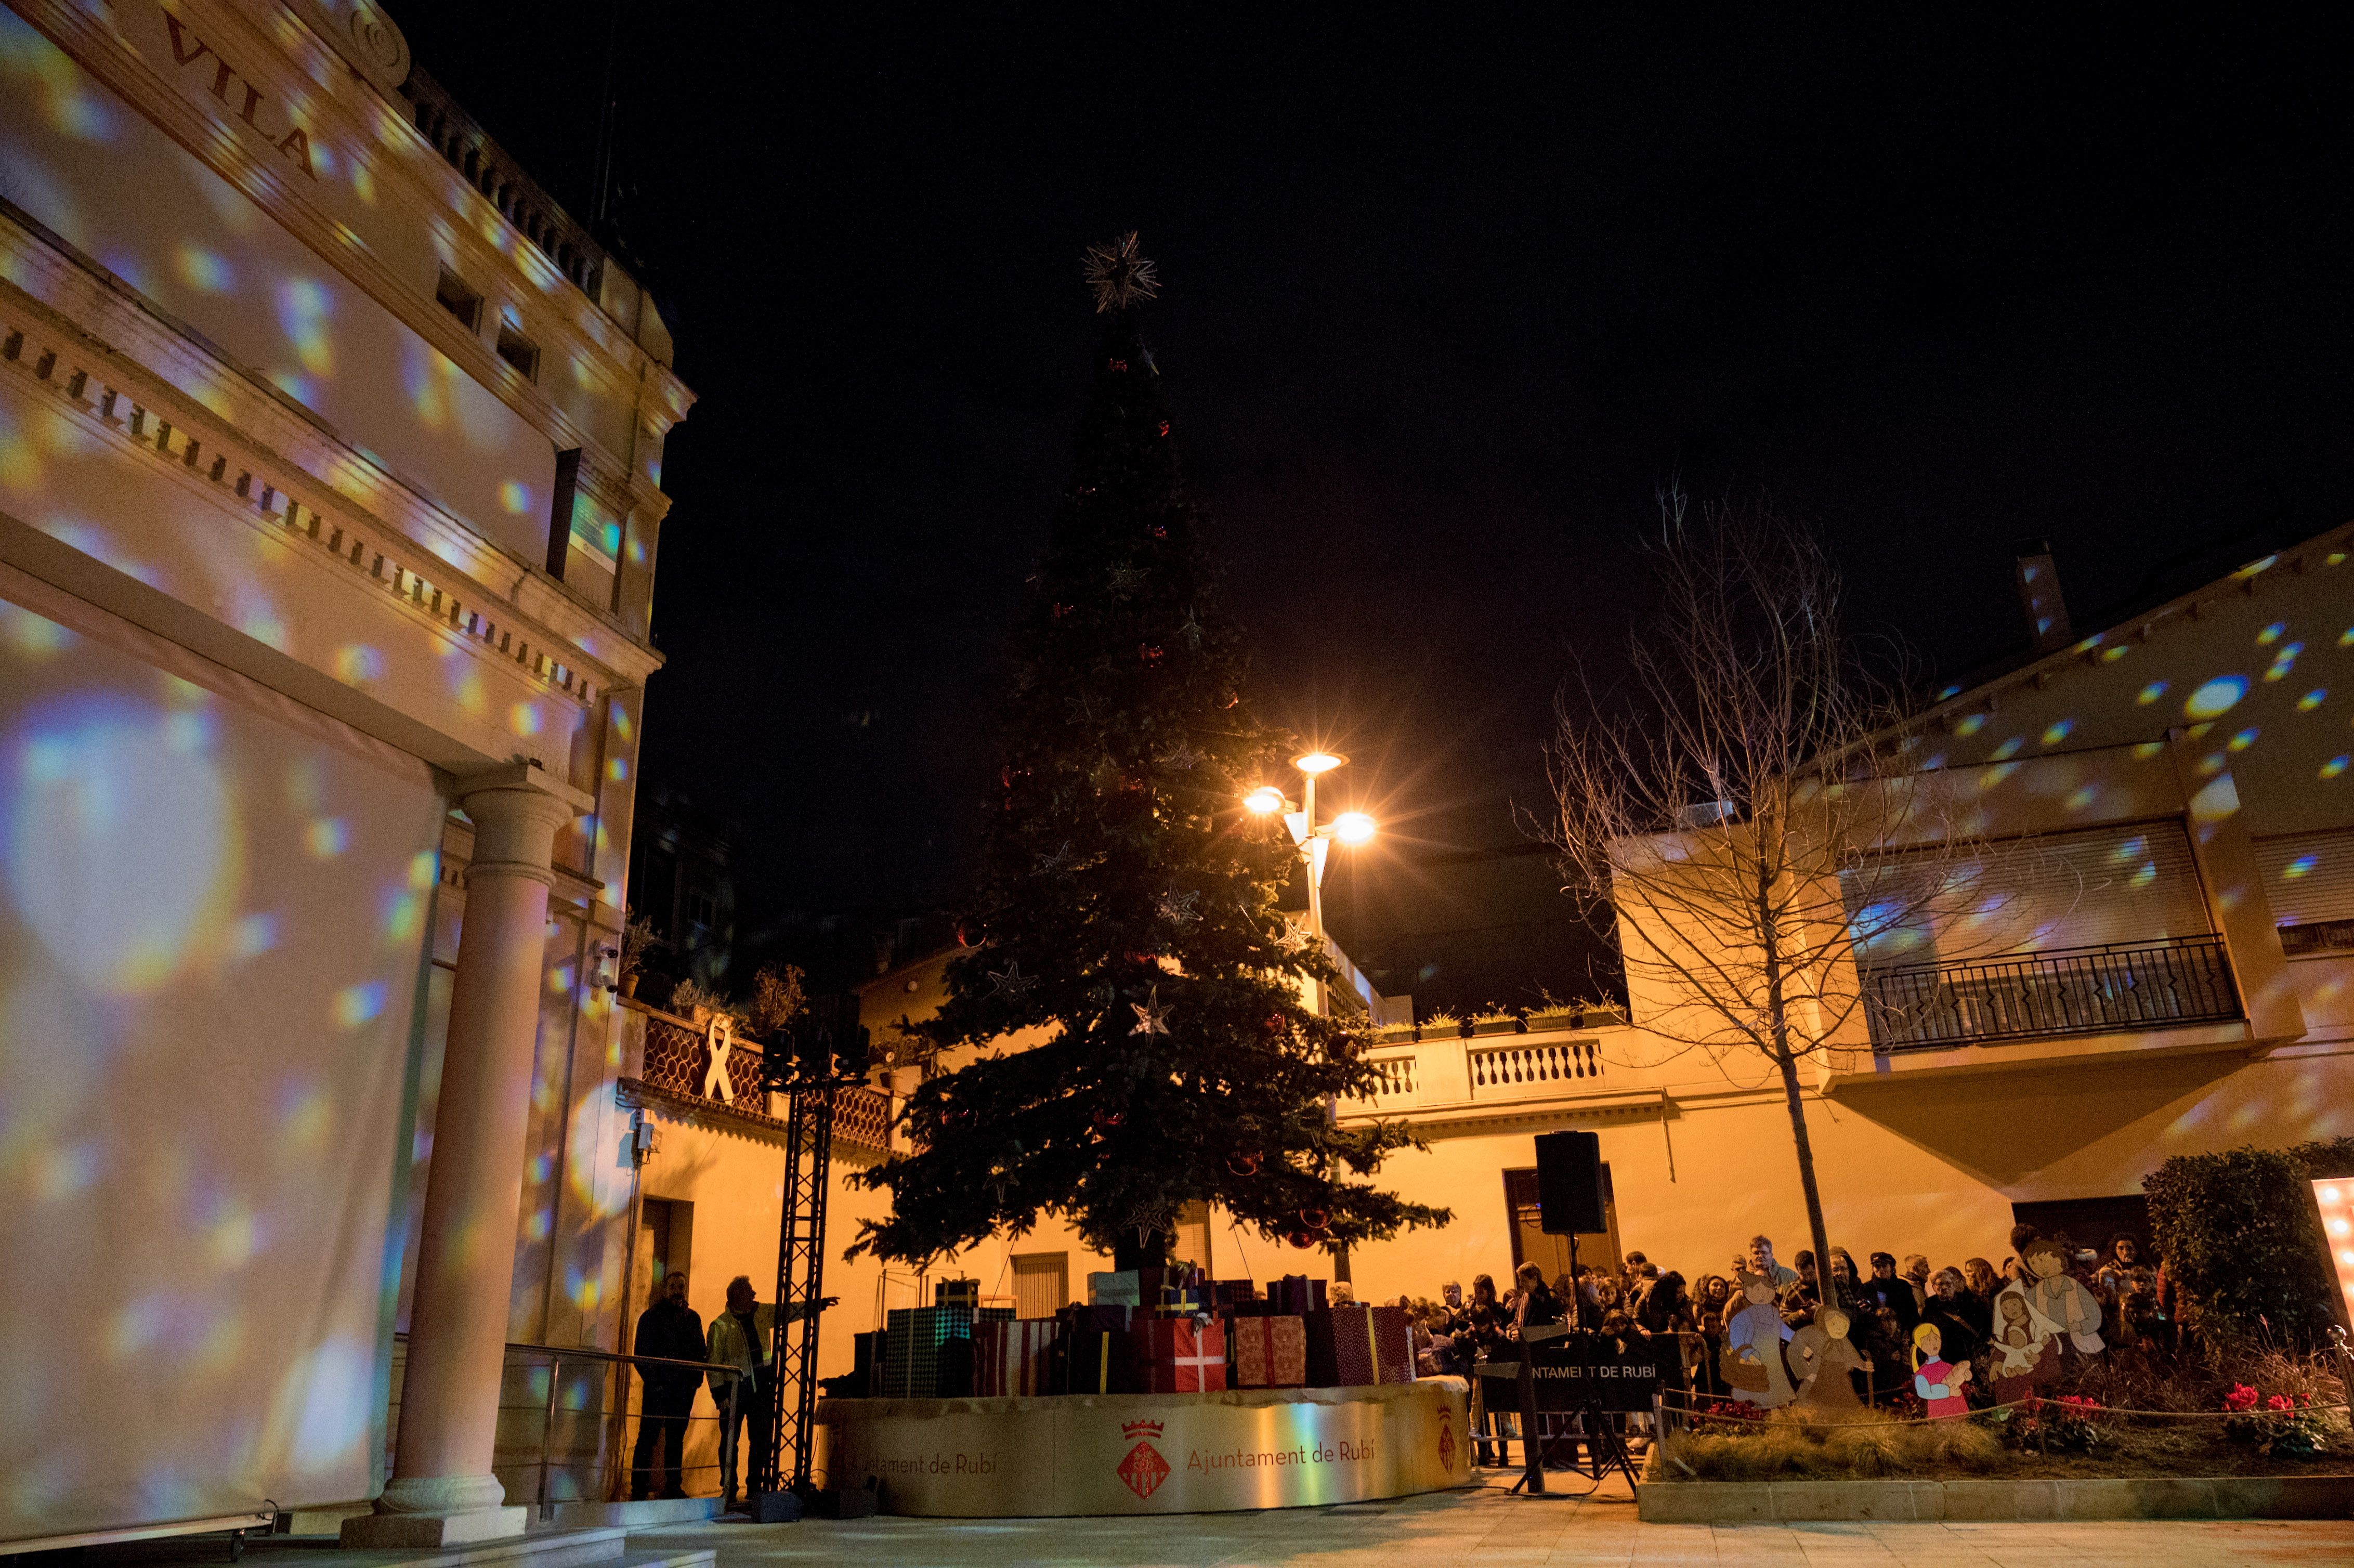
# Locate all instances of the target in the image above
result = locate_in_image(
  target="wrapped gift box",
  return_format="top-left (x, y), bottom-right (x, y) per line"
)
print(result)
top-left (1228, 1314), bottom-right (1307, 1388)
top-left (1267, 1275), bottom-right (1328, 1317)
top-left (973, 1317), bottom-right (1058, 1397)
top-left (852, 1330), bottom-right (885, 1397)
top-left (1305, 1303), bottom-right (1414, 1388)
top-left (1053, 1304), bottom-right (1136, 1394)
top-left (1211, 1279), bottom-right (1261, 1307)
top-left (935, 1277), bottom-right (980, 1311)
top-left (978, 1305), bottom-right (1016, 1323)
top-left (883, 1304), bottom-right (975, 1399)
top-left (1133, 1316), bottom-right (1227, 1393)
top-left (1087, 1270), bottom-right (1142, 1307)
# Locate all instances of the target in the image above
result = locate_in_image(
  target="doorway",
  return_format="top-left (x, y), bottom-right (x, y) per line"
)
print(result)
top-left (1503, 1165), bottom-right (1622, 1279)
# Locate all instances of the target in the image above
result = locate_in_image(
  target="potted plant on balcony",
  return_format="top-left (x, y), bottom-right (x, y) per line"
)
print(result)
top-left (617, 911), bottom-right (663, 999)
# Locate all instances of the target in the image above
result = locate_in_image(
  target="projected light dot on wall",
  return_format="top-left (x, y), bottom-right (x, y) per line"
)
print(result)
top-left (333, 644), bottom-right (383, 684)
top-left (380, 887), bottom-right (421, 942)
top-left (2137, 681), bottom-right (2169, 705)
top-left (1990, 736), bottom-right (2023, 761)
top-left (408, 848), bottom-right (438, 890)
top-left (2324, 756), bottom-right (2350, 780)
top-left (0, 600), bottom-right (73, 656)
top-left (607, 756), bottom-right (627, 782)
top-left (279, 1080), bottom-right (330, 1149)
top-left (285, 1338), bottom-right (373, 1470)
top-left (274, 278), bottom-right (334, 376)
top-left (451, 667), bottom-right (486, 716)
top-left (174, 244), bottom-right (234, 294)
top-left (232, 911), bottom-right (278, 958)
top-left (500, 480), bottom-right (532, 515)
top-left (2303, 689), bottom-right (2331, 712)
top-left (208, 1200), bottom-right (260, 1268)
top-left (2185, 676), bottom-right (2248, 720)
top-left (2266, 645), bottom-right (2304, 682)
top-left (2285, 855), bottom-right (2318, 880)
top-left (37, 1141), bottom-right (99, 1201)
top-left (510, 702), bottom-right (542, 736)
top-left (2042, 719), bottom-right (2074, 746)
top-left (611, 708), bottom-right (633, 742)
top-left (2228, 728), bottom-right (2259, 752)
top-left (2101, 645), bottom-right (2130, 662)
top-left (306, 817), bottom-right (348, 857)
top-left (334, 981), bottom-right (384, 1028)
top-left (2340, 627), bottom-right (2354, 648)
top-left (4, 695), bottom-right (237, 992)
top-left (241, 610), bottom-right (289, 651)
top-left (2257, 622), bottom-right (2286, 646)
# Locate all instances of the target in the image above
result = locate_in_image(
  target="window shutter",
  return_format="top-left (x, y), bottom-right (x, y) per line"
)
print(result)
top-left (2254, 829), bottom-right (2354, 927)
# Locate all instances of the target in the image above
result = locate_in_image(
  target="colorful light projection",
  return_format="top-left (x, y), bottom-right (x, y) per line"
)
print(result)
top-left (0, 585), bottom-right (444, 1539)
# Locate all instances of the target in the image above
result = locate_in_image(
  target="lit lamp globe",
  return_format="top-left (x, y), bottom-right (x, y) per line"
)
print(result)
top-left (1243, 786), bottom-right (1286, 815)
top-left (1332, 811), bottom-right (1377, 845)
top-left (1292, 751), bottom-right (1346, 775)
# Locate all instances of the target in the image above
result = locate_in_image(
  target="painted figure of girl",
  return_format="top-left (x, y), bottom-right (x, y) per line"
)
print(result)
top-left (1721, 1268), bottom-right (1796, 1407)
top-left (1911, 1321), bottom-right (1972, 1419)
top-left (1989, 1283), bottom-right (2057, 1402)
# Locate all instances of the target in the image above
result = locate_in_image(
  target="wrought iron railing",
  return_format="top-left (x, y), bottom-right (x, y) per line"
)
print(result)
top-left (624, 1002), bottom-right (892, 1154)
top-left (1863, 934), bottom-right (2241, 1052)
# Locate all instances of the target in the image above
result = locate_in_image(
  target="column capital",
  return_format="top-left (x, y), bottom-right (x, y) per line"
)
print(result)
top-left (453, 762), bottom-right (594, 889)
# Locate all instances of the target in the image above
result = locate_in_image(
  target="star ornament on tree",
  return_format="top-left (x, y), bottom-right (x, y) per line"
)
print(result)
top-left (1130, 986), bottom-right (1174, 1037)
top-left (1082, 230), bottom-right (1161, 315)
top-left (987, 961), bottom-right (1038, 999)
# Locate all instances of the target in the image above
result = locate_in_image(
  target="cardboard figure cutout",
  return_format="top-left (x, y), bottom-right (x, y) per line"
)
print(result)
top-left (1788, 1305), bottom-right (1870, 1409)
top-left (1911, 1321), bottom-right (1972, 1418)
top-left (1721, 1268), bottom-right (1796, 1407)
top-left (2021, 1237), bottom-right (2105, 1353)
top-left (1989, 1282), bottom-right (2059, 1401)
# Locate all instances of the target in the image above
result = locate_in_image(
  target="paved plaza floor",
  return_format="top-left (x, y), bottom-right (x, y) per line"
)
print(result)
top-left (633, 1473), bottom-right (2354, 1566)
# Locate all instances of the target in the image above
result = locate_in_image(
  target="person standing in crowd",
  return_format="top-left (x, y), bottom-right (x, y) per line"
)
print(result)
top-left (706, 1274), bottom-right (836, 1509)
top-left (1509, 1261), bottom-right (1564, 1338)
top-left (1959, 1258), bottom-right (2000, 1339)
top-left (1861, 1251), bottom-right (1922, 1334)
top-left (1901, 1255), bottom-right (1932, 1314)
top-left (1692, 1274), bottom-right (1735, 1398)
top-left (631, 1271), bottom-right (705, 1501)
top-left (1923, 1266), bottom-right (1981, 1366)
top-left (1781, 1251), bottom-right (1822, 1327)
top-left (1740, 1235), bottom-right (1800, 1292)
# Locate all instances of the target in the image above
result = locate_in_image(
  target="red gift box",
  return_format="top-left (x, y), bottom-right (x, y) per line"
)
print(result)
top-left (1229, 1314), bottom-right (1307, 1388)
top-left (973, 1317), bottom-right (1057, 1396)
top-left (1133, 1316), bottom-right (1227, 1393)
top-left (1306, 1304), bottom-right (1414, 1388)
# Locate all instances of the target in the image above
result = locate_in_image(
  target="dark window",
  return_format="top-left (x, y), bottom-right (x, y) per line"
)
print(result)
top-left (435, 267), bottom-right (482, 332)
top-left (545, 448), bottom-right (582, 580)
top-left (1503, 1164), bottom-right (1621, 1278)
top-left (496, 322), bottom-right (540, 381)
top-left (686, 890), bottom-right (717, 931)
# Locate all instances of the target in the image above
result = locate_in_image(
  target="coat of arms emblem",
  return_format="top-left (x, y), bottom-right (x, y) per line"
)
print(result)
top-left (1117, 1419), bottom-right (1170, 1499)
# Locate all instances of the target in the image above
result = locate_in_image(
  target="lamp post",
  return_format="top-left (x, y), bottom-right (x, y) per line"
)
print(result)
top-left (1245, 754), bottom-right (1377, 1282)
top-left (1244, 752), bottom-right (1377, 1016)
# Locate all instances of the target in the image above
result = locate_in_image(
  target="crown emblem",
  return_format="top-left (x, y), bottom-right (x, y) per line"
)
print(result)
top-left (1121, 1419), bottom-right (1165, 1440)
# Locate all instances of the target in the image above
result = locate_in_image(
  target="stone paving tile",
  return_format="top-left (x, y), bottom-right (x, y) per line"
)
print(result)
top-left (630, 1484), bottom-right (2354, 1568)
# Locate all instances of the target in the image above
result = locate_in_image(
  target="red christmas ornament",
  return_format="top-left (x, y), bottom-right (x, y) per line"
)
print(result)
top-left (1109, 358), bottom-right (1128, 372)
top-left (1227, 1152), bottom-right (1262, 1177)
top-left (1150, 524), bottom-right (1167, 539)
top-left (1260, 1012), bottom-right (1287, 1037)
top-left (1051, 602), bottom-right (1073, 620)
top-left (1140, 644), bottom-right (1163, 664)
top-left (1299, 1207), bottom-right (1330, 1232)
top-left (1157, 420), bottom-right (1170, 436)
top-left (1286, 1230), bottom-right (1316, 1249)
top-left (1092, 1106), bottom-right (1125, 1132)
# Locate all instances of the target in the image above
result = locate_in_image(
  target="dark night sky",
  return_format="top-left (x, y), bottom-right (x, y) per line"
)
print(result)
top-left (392, 4), bottom-right (2353, 1010)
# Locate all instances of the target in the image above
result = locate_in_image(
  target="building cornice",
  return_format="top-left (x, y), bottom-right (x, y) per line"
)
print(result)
top-left (11, 0), bottom-right (695, 478)
top-left (0, 222), bottom-right (662, 689)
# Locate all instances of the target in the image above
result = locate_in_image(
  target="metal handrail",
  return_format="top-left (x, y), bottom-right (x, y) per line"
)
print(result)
top-left (388, 1333), bottom-right (742, 1517)
top-left (1862, 932), bottom-right (2240, 1051)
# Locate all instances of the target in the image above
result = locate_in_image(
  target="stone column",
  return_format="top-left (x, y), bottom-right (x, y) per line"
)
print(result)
top-left (346, 763), bottom-right (593, 1548)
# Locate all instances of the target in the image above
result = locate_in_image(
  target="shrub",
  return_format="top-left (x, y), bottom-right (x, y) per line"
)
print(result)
top-left (2143, 1145), bottom-right (2340, 1349)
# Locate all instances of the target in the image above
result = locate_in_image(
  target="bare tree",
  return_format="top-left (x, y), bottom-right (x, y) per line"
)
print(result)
top-left (1545, 491), bottom-right (2017, 1310)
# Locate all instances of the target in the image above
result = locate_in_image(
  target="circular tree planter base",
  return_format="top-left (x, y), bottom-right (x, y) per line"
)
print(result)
top-left (1637, 1473), bottom-right (2354, 1523)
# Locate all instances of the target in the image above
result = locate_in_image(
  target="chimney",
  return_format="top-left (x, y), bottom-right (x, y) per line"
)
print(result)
top-left (2012, 538), bottom-right (2072, 654)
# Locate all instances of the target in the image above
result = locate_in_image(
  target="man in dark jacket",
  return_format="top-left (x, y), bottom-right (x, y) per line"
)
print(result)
top-left (631, 1271), bottom-right (706, 1499)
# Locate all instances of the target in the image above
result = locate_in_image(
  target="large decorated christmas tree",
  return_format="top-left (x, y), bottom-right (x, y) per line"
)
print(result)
top-left (848, 235), bottom-right (1447, 1272)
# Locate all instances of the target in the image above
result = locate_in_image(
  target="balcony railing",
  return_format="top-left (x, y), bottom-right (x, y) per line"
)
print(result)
top-left (1862, 935), bottom-right (2241, 1052)
top-left (1469, 1037), bottom-right (1604, 1093)
top-left (623, 1001), bottom-right (892, 1155)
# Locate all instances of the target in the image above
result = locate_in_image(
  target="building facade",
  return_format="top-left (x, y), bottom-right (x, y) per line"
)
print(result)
top-left (0, 0), bottom-right (689, 1547)
top-left (1332, 526), bottom-right (2353, 1307)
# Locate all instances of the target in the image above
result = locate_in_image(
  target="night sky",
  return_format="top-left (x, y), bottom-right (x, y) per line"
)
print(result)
top-left (392, 4), bottom-right (2353, 1011)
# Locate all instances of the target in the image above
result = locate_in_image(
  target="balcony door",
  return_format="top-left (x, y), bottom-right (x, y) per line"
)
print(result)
top-left (1503, 1166), bottom-right (1622, 1280)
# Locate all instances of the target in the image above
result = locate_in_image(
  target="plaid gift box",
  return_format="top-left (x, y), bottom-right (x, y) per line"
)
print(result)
top-left (973, 1317), bottom-right (1058, 1396)
top-left (1229, 1314), bottom-right (1307, 1388)
top-left (1087, 1270), bottom-right (1142, 1307)
top-left (1211, 1279), bottom-right (1261, 1307)
top-left (1053, 1304), bottom-right (1135, 1394)
top-left (1305, 1303), bottom-right (1414, 1388)
top-left (977, 1304), bottom-right (1016, 1324)
top-left (1133, 1316), bottom-right (1227, 1393)
top-left (1267, 1275), bottom-right (1328, 1317)
top-left (935, 1277), bottom-right (980, 1311)
top-left (883, 1304), bottom-right (975, 1398)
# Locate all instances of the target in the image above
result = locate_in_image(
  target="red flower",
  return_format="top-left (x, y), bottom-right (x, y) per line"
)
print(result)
top-left (2266, 1393), bottom-right (2295, 1413)
top-left (2224, 1383), bottom-right (2259, 1413)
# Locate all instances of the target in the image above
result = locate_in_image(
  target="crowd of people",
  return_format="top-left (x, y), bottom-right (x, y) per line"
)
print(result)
top-left (1389, 1227), bottom-right (2175, 1401)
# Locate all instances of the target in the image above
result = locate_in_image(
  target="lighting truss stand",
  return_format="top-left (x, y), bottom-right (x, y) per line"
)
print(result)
top-left (757, 1079), bottom-right (837, 1498)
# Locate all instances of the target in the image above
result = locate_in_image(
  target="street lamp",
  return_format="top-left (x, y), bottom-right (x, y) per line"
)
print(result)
top-left (1244, 752), bottom-right (1377, 1018)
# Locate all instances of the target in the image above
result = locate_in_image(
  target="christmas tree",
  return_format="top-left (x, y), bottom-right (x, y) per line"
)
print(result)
top-left (847, 234), bottom-right (1449, 1272)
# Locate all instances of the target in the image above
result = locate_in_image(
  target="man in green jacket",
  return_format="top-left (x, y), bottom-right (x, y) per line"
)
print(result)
top-left (708, 1275), bottom-right (835, 1508)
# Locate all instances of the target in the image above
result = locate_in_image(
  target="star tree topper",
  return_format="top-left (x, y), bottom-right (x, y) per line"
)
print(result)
top-left (1082, 230), bottom-right (1161, 314)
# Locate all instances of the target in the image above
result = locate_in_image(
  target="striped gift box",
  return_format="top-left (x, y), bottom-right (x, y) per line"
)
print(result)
top-left (883, 1304), bottom-right (975, 1398)
top-left (973, 1317), bottom-right (1057, 1396)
